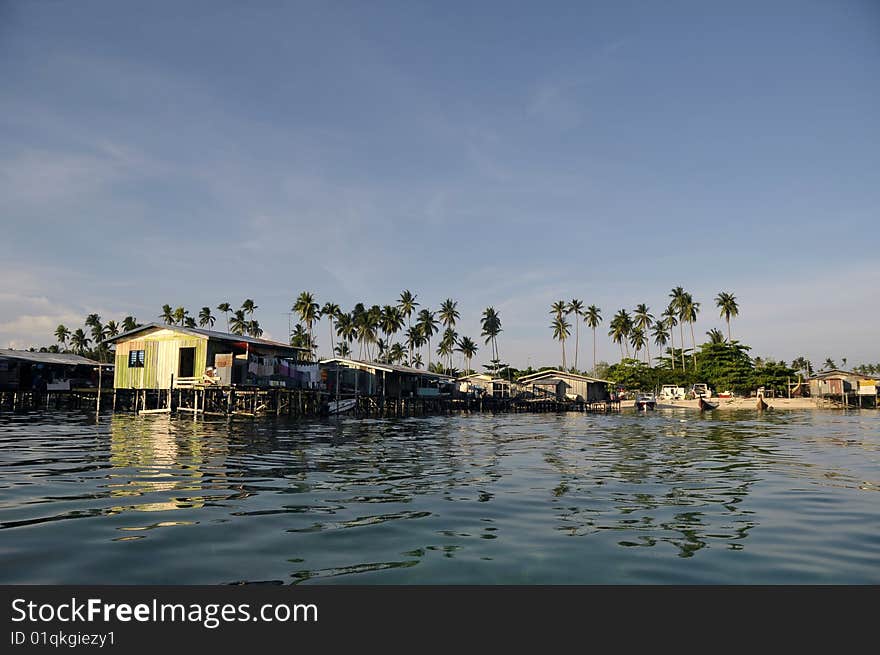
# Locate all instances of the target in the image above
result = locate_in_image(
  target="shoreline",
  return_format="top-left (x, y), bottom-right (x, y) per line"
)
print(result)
top-left (647, 397), bottom-right (830, 411)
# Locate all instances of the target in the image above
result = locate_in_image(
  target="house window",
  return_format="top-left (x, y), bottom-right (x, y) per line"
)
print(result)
top-left (128, 350), bottom-right (145, 368)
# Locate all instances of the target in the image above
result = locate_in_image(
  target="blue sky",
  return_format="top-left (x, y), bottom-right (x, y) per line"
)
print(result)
top-left (1, 1), bottom-right (878, 368)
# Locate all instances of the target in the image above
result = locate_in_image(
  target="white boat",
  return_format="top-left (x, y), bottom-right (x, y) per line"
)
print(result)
top-left (634, 392), bottom-right (657, 411)
top-left (659, 385), bottom-right (685, 401)
top-left (327, 398), bottom-right (357, 415)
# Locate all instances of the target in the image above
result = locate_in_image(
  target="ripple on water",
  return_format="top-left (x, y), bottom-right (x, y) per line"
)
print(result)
top-left (0, 409), bottom-right (878, 583)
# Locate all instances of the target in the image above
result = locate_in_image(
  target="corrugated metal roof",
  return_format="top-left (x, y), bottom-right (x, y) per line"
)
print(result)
top-left (320, 358), bottom-right (454, 381)
top-left (0, 349), bottom-right (107, 366)
top-left (102, 323), bottom-right (308, 352)
top-left (517, 369), bottom-right (611, 384)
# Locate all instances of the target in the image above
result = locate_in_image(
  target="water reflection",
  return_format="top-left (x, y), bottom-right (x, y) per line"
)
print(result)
top-left (0, 409), bottom-right (878, 583)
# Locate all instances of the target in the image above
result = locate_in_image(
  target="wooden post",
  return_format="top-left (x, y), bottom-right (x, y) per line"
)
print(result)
top-left (96, 364), bottom-right (102, 418)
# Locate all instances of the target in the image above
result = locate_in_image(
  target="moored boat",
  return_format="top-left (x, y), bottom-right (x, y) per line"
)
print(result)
top-left (635, 392), bottom-right (657, 411)
top-left (698, 396), bottom-right (718, 411)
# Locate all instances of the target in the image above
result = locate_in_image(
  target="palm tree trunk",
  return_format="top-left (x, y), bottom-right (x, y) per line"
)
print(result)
top-left (727, 318), bottom-right (731, 342)
top-left (669, 327), bottom-right (675, 370)
top-left (592, 328), bottom-right (596, 375)
top-left (690, 322), bottom-right (697, 368)
top-left (679, 323), bottom-right (686, 370)
top-left (574, 322), bottom-right (579, 370)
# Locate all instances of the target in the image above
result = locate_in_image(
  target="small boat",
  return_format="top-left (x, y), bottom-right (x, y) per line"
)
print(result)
top-left (698, 396), bottom-right (718, 411)
top-left (757, 396), bottom-right (769, 411)
top-left (635, 392), bottom-right (657, 411)
top-left (327, 398), bottom-right (357, 415)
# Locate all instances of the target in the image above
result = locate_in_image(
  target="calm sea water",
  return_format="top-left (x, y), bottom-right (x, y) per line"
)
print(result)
top-left (1, 409), bottom-right (878, 584)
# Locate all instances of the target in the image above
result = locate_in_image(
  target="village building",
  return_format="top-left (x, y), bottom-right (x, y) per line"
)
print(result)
top-left (808, 369), bottom-right (877, 406)
top-left (103, 323), bottom-right (310, 390)
top-left (0, 349), bottom-right (109, 391)
top-left (320, 358), bottom-right (454, 398)
top-left (516, 370), bottom-right (612, 403)
top-left (456, 373), bottom-right (520, 398)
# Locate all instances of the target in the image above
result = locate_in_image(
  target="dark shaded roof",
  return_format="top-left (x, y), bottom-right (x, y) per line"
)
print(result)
top-left (102, 323), bottom-right (308, 353)
top-left (808, 369), bottom-right (869, 380)
top-left (320, 358), bottom-right (454, 381)
top-left (0, 349), bottom-right (108, 366)
top-left (517, 369), bottom-right (611, 384)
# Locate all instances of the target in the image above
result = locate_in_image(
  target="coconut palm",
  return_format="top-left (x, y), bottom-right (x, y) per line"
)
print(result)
top-left (122, 316), bottom-right (139, 332)
top-left (217, 303), bottom-right (232, 331)
top-left (87, 317), bottom-right (104, 348)
top-left (661, 306), bottom-right (678, 371)
top-left (246, 320), bottom-right (263, 338)
top-left (335, 312), bottom-right (357, 356)
top-left (184, 317), bottom-right (197, 328)
top-left (411, 353), bottom-right (423, 369)
top-left (567, 299), bottom-right (584, 370)
top-left (199, 307), bottom-right (215, 328)
top-left (480, 307), bottom-right (502, 374)
top-left (55, 324), bottom-right (70, 349)
top-left (334, 342), bottom-right (351, 358)
top-left (321, 302), bottom-right (341, 356)
top-left (651, 322), bottom-right (670, 367)
top-left (715, 291), bottom-right (739, 342)
top-left (629, 327), bottom-right (647, 360)
top-left (388, 343), bottom-right (406, 364)
top-left (293, 292), bottom-right (320, 359)
top-left (103, 320), bottom-right (120, 339)
top-left (609, 309), bottom-right (633, 360)
top-left (456, 336), bottom-right (478, 374)
top-left (397, 290), bottom-right (419, 328)
top-left (405, 325), bottom-right (424, 364)
top-left (417, 309), bottom-right (439, 368)
top-left (669, 287), bottom-right (688, 370)
top-left (584, 305), bottom-right (602, 374)
top-left (70, 329), bottom-right (91, 355)
top-left (241, 299), bottom-right (258, 317)
top-left (706, 328), bottom-right (725, 344)
top-left (85, 314), bottom-right (101, 330)
top-left (380, 305), bottom-right (404, 355)
top-left (229, 310), bottom-right (248, 336)
top-left (438, 327), bottom-right (458, 373)
top-left (823, 358), bottom-right (836, 370)
top-left (551, 314), bottom-right (571, 370)
top-left (633, 304), bottom-right (654, 365)
top-left (682, 292), bottom-right (700, 368)
top-left (439, 299), bottom-right (460, 330)
top-left (290, 324), bottom-right (314, 351)
top-left (172, 306), bottom-right (188, 326)
top-left (159, 304), bottom-right (174, 325)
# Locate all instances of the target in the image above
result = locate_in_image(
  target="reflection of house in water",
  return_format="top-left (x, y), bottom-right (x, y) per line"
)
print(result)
top-left (108, 416), bottom-right (227, 513)
top-left (104, 323), bottom-right (310, 390)
top-left (0, 349), bottom-right (109, 391)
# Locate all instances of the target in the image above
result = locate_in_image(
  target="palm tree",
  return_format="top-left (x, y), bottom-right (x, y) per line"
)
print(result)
top-left (437, 333), bottom-right (455, 374)
top-left (411, 353), bottom-right (423, 369)
top-left (54, 324), bottom-right (70, 349)
top-left (172, 306), bottom-right (188, 326)
top-left (365, 305), bottom-right (382, 361)
top-left (404, 325), bottom-right (422, 364)
top-left (417, 309), bottom-right (439, 368)
top-left (398, 290), bottom-right (419, 329)
top-left (480, 307), bottom-right (502, 375)
top-left (334, 342), bottom-right (352, 358)
top-left (290, 324), bottom-right (314, 351)
top-left (335, 312), bottom-right (357, 357)
top-left (567, 299), bottom-right (584, 370)
top-left (388, 343), bottom-right (406, 364)
top-left (293, 292), bottom-right (320, 360)
top-left (661, 306), bottom-right (678, 371)
top-left (651, 322), bottom-right (669, 367)
top-left (121, 316), bottom-right (139, 332)
top-left (669, 287), bottom-right (687, 370)
top-left (456, 336), bottom-right (478, 374)
top-left (217, 303), bottom-right (232, 331)
top-left (715, 291), bottom-right (739, 342)
top-left (823, 358), bottom-right (836, 370)
top-left (70, 329), bottom-right (91, 355)
top-left (633, 304), bottom-right (654, 364)
top-left (321, 302), bottom-right (341, 356)
top-left (160, 304), bottom-right (174, 325)
top-left (629, 327), bottom-right (647, 360)
top-left (247, 320), bottom-right (263, 338)
top-left (439, 299), bottom-right (460, 369)
top-left (103, 320), bottom-right (120, 339)
top-left (609, 309), bottom-right (633, 360)
top-left (241, 299), bottom-right (258, 317)
top-left (706, 328), bottom-right (725, 344)
top-left (229, 310), bottom-right (248, 336)
top-left (85, 313), bottom-right (101, 330)
top-left (584, 305), bottom-right (602, 374)
top-left (199, 306), bottom-right (215, 328)
top-left (184, 317), bottom-right (197, 329)
top-left (682, 292), bottom-right (700, 368)
top-left (86, 316), bottom-right (104, 349)
top-left (551, 314), bottom-right (571, 370)
top-left (380, 305), bottom-right (404, 356)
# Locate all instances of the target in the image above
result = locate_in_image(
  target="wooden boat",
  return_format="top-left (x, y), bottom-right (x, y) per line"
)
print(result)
top-left (698, 396), bottom-right (718, 411)
top-left (757, 396), bottom-right (769, 411)
top-left (327, 398), bottom-right (357, 415)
